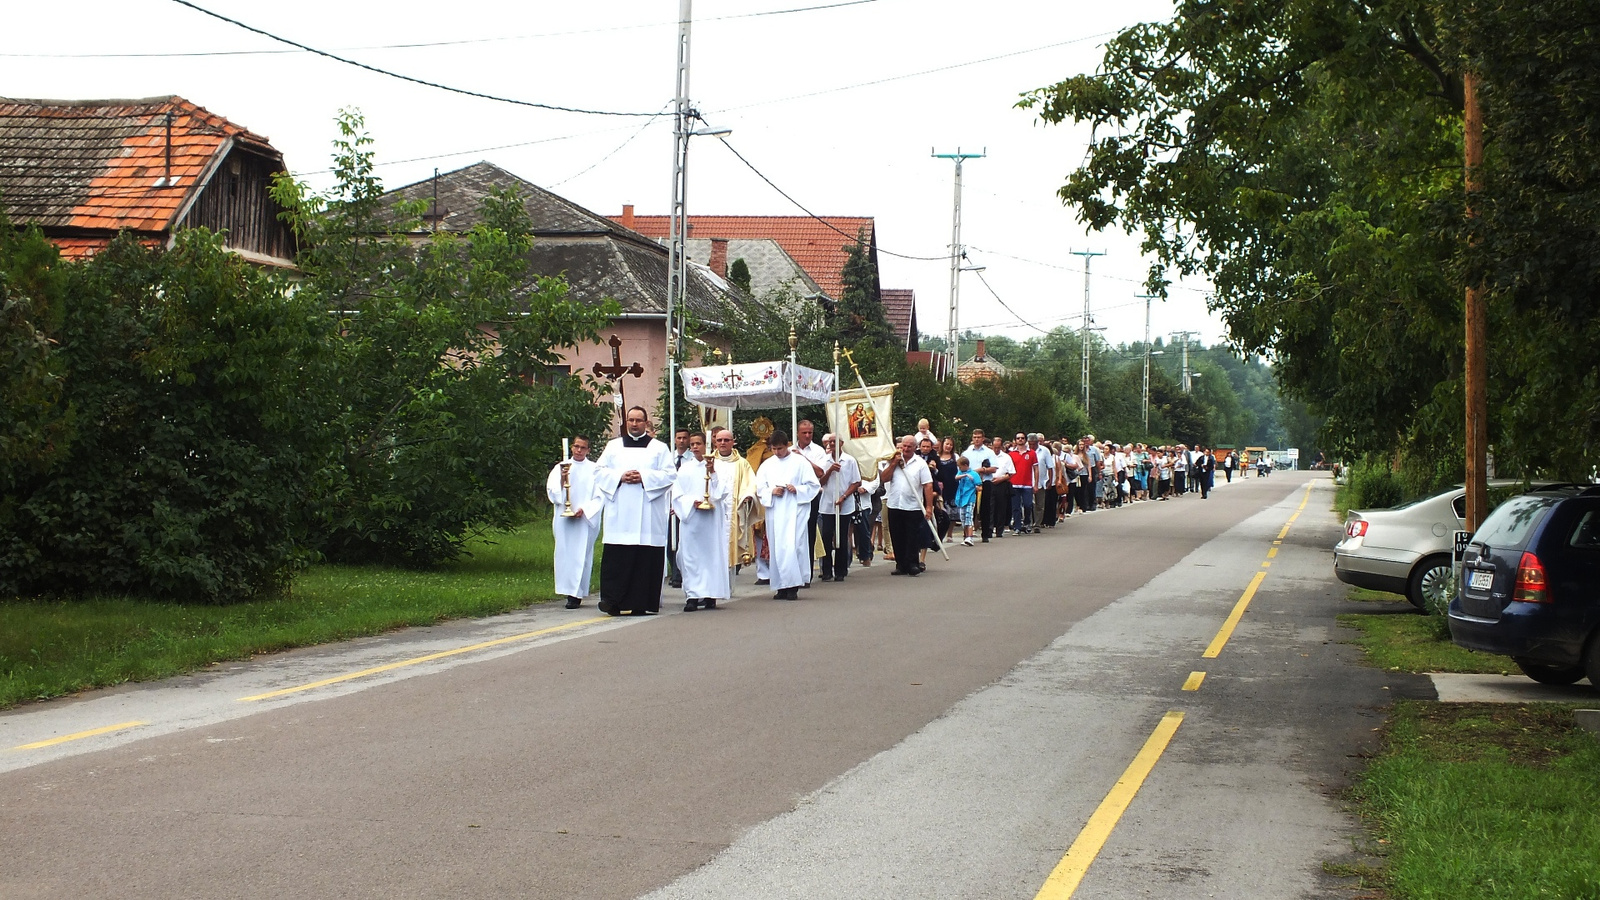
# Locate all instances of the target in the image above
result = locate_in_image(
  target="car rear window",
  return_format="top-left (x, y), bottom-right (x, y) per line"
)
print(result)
top-left (1473, 494), bottom-right (1562, 551)
top-left (1571, 510), bottom-right (1600, 550)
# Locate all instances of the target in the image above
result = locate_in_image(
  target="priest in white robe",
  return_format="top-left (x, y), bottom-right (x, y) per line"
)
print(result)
top-left (546, 436), bottom-right (604, 608)
top-left (593, 406), bottom-right (676, 616)
top-left (710, 426), bottom-right (761, 571)
top-left (671, 433), bottom-right (732, 612)
top-left (755, 429), bottom-right (821, 600)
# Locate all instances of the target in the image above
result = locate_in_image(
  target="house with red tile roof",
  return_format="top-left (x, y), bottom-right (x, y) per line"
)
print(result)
top-left (0, 96), bottom-right (295, 267)
top-left (612, 208), bottom-right (920, 351)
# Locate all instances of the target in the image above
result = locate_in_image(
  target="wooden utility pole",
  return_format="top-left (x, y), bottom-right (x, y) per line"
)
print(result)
top-left (1463, 71), bottom-right (1488, 530)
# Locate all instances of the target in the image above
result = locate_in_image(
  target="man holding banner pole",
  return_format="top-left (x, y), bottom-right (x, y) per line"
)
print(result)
top-left (880, 435), bottom-right (934, 576)
top-left (817, 433), bottom-right (861, 582)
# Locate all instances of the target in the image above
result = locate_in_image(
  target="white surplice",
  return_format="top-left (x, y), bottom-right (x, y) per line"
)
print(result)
top-left (545, 458), bottom-right (603, 597)
top-left (593, 436), bottom-right (675, 547)
top-left (755, 452), bottom-right (821, 591)
top-left (670, 457), bottom-right (732, 600)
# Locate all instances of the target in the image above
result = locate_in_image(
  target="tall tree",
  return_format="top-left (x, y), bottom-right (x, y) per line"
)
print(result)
top-left (832, 231), bottom-right (895, 348)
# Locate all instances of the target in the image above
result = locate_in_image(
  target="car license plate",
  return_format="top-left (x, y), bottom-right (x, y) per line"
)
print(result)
top-left (1469, 569), bottom-right (1493, 591)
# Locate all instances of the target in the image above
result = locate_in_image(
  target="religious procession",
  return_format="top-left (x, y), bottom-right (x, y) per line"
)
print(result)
top-left (547, 398), bottom-right (1239, 616)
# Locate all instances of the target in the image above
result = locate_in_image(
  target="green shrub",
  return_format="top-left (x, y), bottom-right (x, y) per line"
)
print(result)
top-left (0, 230), bottom-right (333, 601)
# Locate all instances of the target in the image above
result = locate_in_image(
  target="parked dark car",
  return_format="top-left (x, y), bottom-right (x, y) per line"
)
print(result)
top-left (1448, 485), bottom-right (1600, 686)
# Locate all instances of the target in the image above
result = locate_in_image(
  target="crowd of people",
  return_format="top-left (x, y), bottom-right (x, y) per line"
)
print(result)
top-left (545, 408), bottom-right (1246, 615)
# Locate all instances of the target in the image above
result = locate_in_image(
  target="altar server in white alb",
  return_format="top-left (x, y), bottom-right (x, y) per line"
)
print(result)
top-left (671, 432), bottom-right (732, 612)
top-left (755, 429), bottom-right (821, 601)
top-left (546, 436), bottom-right (604, 609)
top-left (593, 406), bottom-right (676, 616)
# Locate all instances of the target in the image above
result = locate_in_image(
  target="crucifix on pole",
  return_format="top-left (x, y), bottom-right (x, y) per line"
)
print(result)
top-left (591, 334), bottom-right (644, 434)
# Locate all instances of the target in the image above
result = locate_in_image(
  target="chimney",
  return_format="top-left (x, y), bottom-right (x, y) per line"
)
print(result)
top-left (708, 238), bottom-right (729, 278)
top-left (975, 339), bottom-right (986, 362)
top-left (620, 204), bottom-right (635, 229)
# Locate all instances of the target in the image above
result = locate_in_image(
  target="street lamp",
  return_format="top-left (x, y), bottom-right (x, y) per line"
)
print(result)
top-left (1144, 349), bottom-right (1164, 434)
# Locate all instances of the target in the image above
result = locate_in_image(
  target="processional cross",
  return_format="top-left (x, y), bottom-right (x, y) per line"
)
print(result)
top-left (592, 335), bottom-right (644, 434)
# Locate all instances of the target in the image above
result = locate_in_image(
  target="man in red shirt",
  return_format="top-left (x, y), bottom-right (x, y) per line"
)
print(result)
top-left (1008, 434), bottom-right (1037, 535)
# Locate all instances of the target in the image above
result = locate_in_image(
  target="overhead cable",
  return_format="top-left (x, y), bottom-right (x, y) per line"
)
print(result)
top-left (715, 139), bottom-right (947, 261)
top-left (21, 1), bottom-right (886, 59)
top-left (165, 0), bottom-right (666, 117)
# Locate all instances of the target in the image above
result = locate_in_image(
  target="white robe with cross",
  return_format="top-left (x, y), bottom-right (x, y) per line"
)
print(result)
top-left (545, 458), bottom-right (603, 598)
top-left (755, 452), bottom-right (821, 591)
top-left (670, 457), bottom-right (733, 600)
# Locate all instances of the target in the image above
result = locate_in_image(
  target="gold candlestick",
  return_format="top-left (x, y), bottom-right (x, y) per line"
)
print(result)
top-left (694, 457), bottom-right (715, 511)
top-left (560, 461), bottom-right (578, 517)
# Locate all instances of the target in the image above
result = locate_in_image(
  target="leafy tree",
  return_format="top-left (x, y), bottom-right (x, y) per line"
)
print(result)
top-left (0, 219), bottom-right (70, 486)
top-left (1, 230), bottom-right (334, 601)
top-left (832, 231), bottom-right (895, 347)
top-left (727, 257), bottom-right (752, 294)
top-left (271, 112), bottom-right (615, 565)
top-left (1021, 1), bottom-right (1599, 477)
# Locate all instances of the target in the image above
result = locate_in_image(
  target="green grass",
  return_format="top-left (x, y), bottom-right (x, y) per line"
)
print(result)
top-left (1338, 587), bottom-right (1519, 675)
top-left (1351, 701), bottom-right (1600, 899)
top-left (0, 522), bottom-right (579, 710)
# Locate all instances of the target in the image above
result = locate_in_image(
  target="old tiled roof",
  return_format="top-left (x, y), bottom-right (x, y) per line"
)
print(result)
top-left (383, 163), bottom-right (746, 322)
top-left (613, 213), bottom-right (875, 302)
top-left (0, 96), bottom-right (279, 252)
top-left (387, 161), bottom-right (639, 238)
top-left (880, 287), bottom-right (917, 350)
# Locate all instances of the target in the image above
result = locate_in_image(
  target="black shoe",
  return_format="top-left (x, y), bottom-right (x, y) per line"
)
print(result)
top-left (819, 574), bottom-right (833, 582)
top-left (684, 599), bottom-right (699, 612)
top-left (916, 563), bottom-right (926, 573)
top-left (668, 579), bottom-right (682, 589)
top-left (565, 596), bottom-right (582, 609)
top-left (755, 578), bottom-right (770, 585)
top-left (598, 601), bottom-right (620, 616)
top-left (981, 538), bottom-right (990, 543)
top-left (702, 599), bottom-right (717, 610)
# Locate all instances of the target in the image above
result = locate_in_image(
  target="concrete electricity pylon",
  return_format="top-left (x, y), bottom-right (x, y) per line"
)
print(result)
top-left (933, 148), bottom-right (984, 379)
top-left (1070, 250), bottom-right (1106, 417)
top-left (1170, 330), bottom-right (1197, 393)
top-left (1137, 294), bottom-right (1160, 432)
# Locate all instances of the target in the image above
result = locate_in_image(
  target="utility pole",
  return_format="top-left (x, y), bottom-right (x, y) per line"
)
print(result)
top-left (1137, 294), bottom-right (1159, 432)
top-left (1463, 71), bottom-right (1488, 530)
top-left (664, 0), bottom-right (693, 436)
top-left (932, 149), bottom-right (985, 379)
top-left (1070, 250), bottom-right (1106, 417)
top-left (1170, 330), bottom-right (1196, 392)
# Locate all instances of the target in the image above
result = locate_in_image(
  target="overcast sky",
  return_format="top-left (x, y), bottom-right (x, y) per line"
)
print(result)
top-left (6, 0), bottom-right (1226, 351)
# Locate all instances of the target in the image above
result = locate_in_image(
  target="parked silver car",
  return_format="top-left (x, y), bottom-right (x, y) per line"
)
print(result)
top-left (1334, 481), bottom-right (1546, 611)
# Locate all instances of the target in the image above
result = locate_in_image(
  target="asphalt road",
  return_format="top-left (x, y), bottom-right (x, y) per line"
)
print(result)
top-left (1, 471), bottom-right (1426, 899)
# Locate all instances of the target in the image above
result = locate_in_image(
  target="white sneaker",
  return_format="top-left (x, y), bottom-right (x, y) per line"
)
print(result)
top-left (962, 538), bottom-right (973, 546)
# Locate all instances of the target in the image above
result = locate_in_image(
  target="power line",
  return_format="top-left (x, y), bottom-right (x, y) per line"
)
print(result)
top-left (710, 31), bottom-right (1118, 115)
top-left (549, 108), bottom-right (668, 187)
top-left (971, 268), bottom-right (1049, 334)
top-left (12, 1), bottom-right (888, 59)
top-left (714, 138), bottom-right (947, 261)
top-left (966, 244), bottom-right (1213, 294)
top-left (165, 0), bottom-right (666, 117)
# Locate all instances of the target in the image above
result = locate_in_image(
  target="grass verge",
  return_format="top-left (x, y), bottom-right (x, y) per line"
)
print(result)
top-left (1351, 701), bottom-right (1600, 899)
top-left (0, 522), bottom-right (574, 710)
top-left (1338, 588), bottom-right (1518, 676)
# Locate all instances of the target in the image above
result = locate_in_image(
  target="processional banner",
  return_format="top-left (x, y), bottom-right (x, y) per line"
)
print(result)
top-left (827, 383), bottom-right (897, 477)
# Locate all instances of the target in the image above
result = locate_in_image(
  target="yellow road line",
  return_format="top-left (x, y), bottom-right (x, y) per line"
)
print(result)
top-left (12, 721), bottom-right (145, 751)
top-left (1277, 524), bottom-right (1291, 540)
top-left (1181, 671), bottom-right (1206, 692)
top-left (1267, 547), bottom-right (1279, 558)
top-left (1203, 571), bottom-right (1268, 659)
top-left (1261, 561), bottom-right (1272, 569)
top-left (1033, 711), bottom-right (1186, 899)
top-left (1297, 482), bottom-right (1313, 510)
top-left (238, 617), bottom-right (609, 702)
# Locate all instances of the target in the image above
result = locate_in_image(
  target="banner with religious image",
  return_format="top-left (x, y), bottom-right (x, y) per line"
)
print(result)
top-left (827, 383), bottom-right (897, 476)
top-left (695, 404), bottom-right (731, 439)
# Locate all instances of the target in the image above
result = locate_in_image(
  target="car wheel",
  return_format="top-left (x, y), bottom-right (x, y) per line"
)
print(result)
top-left (1407, 554), bottom-right (1453, 614)
top-left (1513, 657), bottom-right (1586, 685)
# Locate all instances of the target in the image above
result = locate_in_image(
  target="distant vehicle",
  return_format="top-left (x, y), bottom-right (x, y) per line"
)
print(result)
top-left (1449, 485), bottom-right (1600, 686)
top-left (1334, 480), bottom-right (1552, 611)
